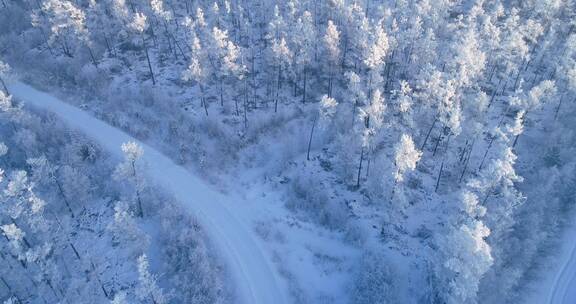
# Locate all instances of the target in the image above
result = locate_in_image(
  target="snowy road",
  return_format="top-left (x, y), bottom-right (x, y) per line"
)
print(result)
top-left (546, 224), bottom-right (576, 304)
top-left (9, 82), bottom-right (289, 304)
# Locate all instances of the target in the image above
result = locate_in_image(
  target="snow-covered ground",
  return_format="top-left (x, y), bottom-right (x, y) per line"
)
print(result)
top-left (9, 81), bottom-right (290, 304)
top-left (525, 217), bottom-right (576, 304)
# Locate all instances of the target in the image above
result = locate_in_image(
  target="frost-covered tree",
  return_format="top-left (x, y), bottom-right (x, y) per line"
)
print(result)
top-left (110, 292), bottom-right (131, 304)
top-left (33, 0), bottom-right (96, 63)
top-left (136, 254), bottom-right (167, 304)
top-left (363, 20), bottom-right (389, 100)
top-left (113, 141), bottom-right (146, 217)
top-left (393, 134), bottom-right (422, 183)
top-left (271, 37), bottom-right (292, 113)
top-left (129, 12), bottom-right (156, 85)
top-left (182, 23), bottom-right (209, 116)
top-left (307, 95), bottom-right (338, 161)
top-left (107, 201), bottom-right (149, 256)
top-left (208, 26), bottom-right (244, 108)
top-left (324, 20), bottom-right (340, 97)
top-left (291, 10), bottom-right (316, 103)
top-left (440, 219), bottom-right (493, 304)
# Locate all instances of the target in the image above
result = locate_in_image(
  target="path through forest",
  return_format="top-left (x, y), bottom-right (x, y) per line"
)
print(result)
top-left (546, 222), bottom-right (576, 304)
top-left (8, 81), bottom-right (289, 304)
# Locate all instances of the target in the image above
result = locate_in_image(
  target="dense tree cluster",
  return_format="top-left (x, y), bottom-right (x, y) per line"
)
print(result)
top-left (1, 0), bottom-right (576, 303)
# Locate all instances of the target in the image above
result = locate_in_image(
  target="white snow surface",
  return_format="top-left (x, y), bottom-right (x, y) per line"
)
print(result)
top-left (525, 218), bottom-right (576, 304)
top-left (8, 81), bottom-right (290, 304)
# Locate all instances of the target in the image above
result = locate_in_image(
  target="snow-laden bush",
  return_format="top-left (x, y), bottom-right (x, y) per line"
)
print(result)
top-left (351, 251), bottom-right (397, 304)
top-left (288, 171), bottom-right (348, 229)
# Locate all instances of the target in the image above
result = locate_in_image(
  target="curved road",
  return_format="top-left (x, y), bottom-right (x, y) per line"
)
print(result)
top-left (547, 225), bottom-right (576, 304)
top-left (9, 82), bottom-right (289, 304)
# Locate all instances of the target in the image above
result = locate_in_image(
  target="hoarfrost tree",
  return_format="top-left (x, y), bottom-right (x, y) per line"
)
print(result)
top-left (26, 156), bottom-right (77, 217)
top-left (208, 26), bottom-right (244, 108)
top-left (33, 0), bottom-right (97, 65)
top-left (324, 20), bottom-right (340, 97)
top-left (391, 134), bottom-right (422, 204)
top-left (357, 88), bottom-right (386, 186)
top-left (129, 12), bottom-right (156, 85)
top-left (113, 141), bottom-right (146, 217)
top-left (271, 37), bottom-right (292, 113)
top-left (307, 95), bottom-right (338, 161)
top-left (363, 19), bottom-right (389, 100)
top-left (182, 23), bottom-right (209, 116)
top-left (136, 254), bottom-right (167, 304)
top-left (107, 201), bottom-right (149, 256)
top-left (441, 219), bottom-right (493, 304)
top-left (345, 71), bottom-right (366, 126)
top-left (292, 11), bottom-right (316, 103)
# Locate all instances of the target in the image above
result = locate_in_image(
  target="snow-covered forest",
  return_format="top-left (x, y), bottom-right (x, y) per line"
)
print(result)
top-left (1, 0), bottom-right (576, 303)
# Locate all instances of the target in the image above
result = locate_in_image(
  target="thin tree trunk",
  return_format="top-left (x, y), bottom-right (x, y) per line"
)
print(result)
top-left (143, 36), bottom-right (156, 85)
top-left (90, 260), bottom-right (110, 299)
top-left (479, 137), bottom-right (494, 171)
top-left (199, 84), bottom-right (208, 116)
top-left (420, 117), bottom-right (437, 151)
top-left (432, 134), bottom-right (442, 157)
top-left (131, 161), bottom-right (144, 217)
top-left (275, 65), bottom-right (281, 113)
top-left (365, 149), bottom-right (372, 180)
top-left (87, 46), bottom-right (98, 67)
top-left (302, 65), bottom-right (307, 104)
top-left (351, 98), bottom-right (358, 127)
top-left (356, 147), bottom-right (364, 188)
top-left (103, 33), bottom-right (114, 57)
top-left (306, 115), bottom-right (318, 161)
top-left (328, 64), bottom-right (334, 97)
top-left (54, 178), bottom-right (75, 218)
top-left (435, 134), bottom-right (451, 192)
top-left (434, 161), bottom-right (444, 193)
top-left (0, 76), bottom-right (9, 95)
top-left (554, 95), bottom-right (570, 121)
top-left (459, 139), bottom-right (475, 183)
top-left (341, 37), bottom-right (348, 69)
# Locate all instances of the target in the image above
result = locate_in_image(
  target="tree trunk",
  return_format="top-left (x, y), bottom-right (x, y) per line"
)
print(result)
top-left (275, 65), bottom-right (281, 113)
top-left (554, 95), bottom-right (570, 121)
top-left (434, 161), bottom-right (444, 193)
top-left (131, 161), bottom-right (144, 217)
top-left (478, 137), bottom-right (494, 171)
top-left (420, 117), bottom-right (437, 151)
top-left (459, 139), bottom-right (475, 183)
top-left (435, 134), bottom-right (451, 192)
top-left (199, 84), bottom-right (208, 116)
top-left (356, 147), bottom-right (364, 188)
top-left (54, 177), bottom-right (75, 218)
top-left (306, 115), bottom-right (318, 161)
top-left (220, 78), bottom-right (224, 107)
top-left (243, 78), bottom-right (248, 129)
top-left (87, 46), bottom-right (98, 67)
top-left (103, 33), bottom-right (114, 57)
top-left (143, 36), bottom-right (156, 85)
top-left (0, 76), bottom-right (9, 95)
top-left (341, 37), bottom-right (348, 69)
top-left (365, 150), bottom-right (372, 180)
top-left (302, 65), bottom-right (307, 104)
top-left (351, 98), bottom-right (358, 127)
